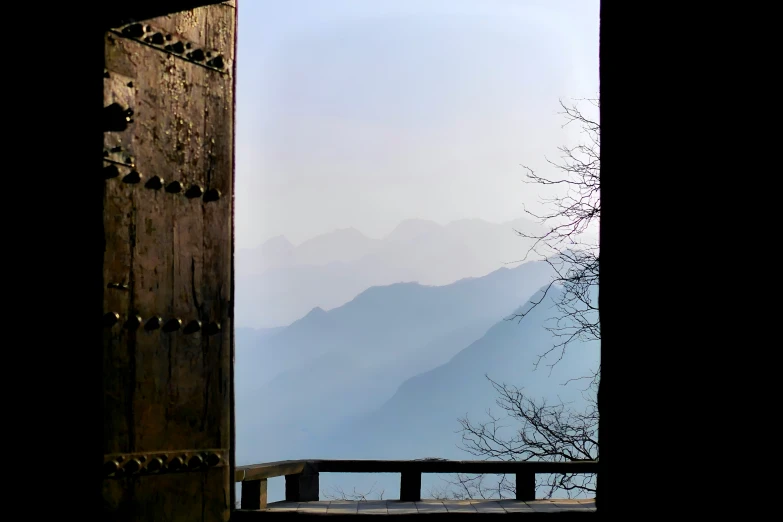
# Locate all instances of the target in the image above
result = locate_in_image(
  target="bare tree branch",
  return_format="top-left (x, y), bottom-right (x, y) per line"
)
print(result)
top-left (505, 98), bottom-right (600, 375)
top-left (444, 376), bottom-right (598, 499)
top-left (322, 483), bottom-right (386, 502)
top-left (435, 98), bottom-right (601, 501)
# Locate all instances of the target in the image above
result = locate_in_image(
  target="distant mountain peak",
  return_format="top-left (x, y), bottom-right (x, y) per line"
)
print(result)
top-left (306, 306), bottom-right (326, 316)
top-left (333, 227), bottom-right (364, 235)
top-left (298, 227), bottom-right (373, 247)
top-left (447, 217), bottom-right (492, 225)
top-left (262, 235), bottom-right (294, 249)
top-left (385, 219), bottom-right (444, 242)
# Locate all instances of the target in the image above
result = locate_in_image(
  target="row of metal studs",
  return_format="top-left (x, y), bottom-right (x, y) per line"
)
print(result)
top-left (103, 313), bottom-right (221, 335)
top-left (104, 450), bottom-right (224, 478)
top-left (103, 163), bottom-right (222, 202)
top-left (113, 23), bottom-right (227, 72)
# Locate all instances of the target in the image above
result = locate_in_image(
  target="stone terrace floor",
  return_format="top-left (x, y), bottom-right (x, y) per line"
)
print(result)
top-left (264, 498), bottom-right (596, 514)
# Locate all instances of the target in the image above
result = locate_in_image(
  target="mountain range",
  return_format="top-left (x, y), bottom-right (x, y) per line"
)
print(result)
top-left (236, 283), bottom-right (599, 501)
top-left (233, 260), bottom-right (592, 462)
top-left (234, 258), bottom-right (556, 410)
top-left (234, 218), bottom-right (549, 328)
top-left (232, 217), bottom-right (598, 502)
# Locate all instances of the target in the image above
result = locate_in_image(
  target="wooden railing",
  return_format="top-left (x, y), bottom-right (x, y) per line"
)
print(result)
top-left (235, 459), bottom-right (598, 509)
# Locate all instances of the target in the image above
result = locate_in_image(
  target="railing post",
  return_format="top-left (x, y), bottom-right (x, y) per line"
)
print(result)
top-left (516, 472), bottom-right (535, 501)
top-left (400, 472), bottom-right (421, 501)
top-left (240, 479), bottom-right (268, 510)
top-left (285, 464), bottom-right (319, 502)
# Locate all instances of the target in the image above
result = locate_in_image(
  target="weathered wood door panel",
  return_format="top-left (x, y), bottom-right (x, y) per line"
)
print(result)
top-left (102, 3), bottom-right (236, 521)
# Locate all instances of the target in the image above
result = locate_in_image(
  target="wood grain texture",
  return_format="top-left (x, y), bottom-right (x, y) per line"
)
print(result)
top-left (237, 461), bottom-right (307, 482)
top-left (103, 3), bottom-right (235, 521)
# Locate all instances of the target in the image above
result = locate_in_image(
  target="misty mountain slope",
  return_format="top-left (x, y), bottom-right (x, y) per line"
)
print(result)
top-left (293, 227), bottom-right (383, 266)
top-left (234, 321), bottom-right (499, 467)
top-left (234, 217), bottom-right (546, 328)
top-left (234, 262), bottom-right (375, 329)
top-left (358, 232), bottom-right (488, 287)
top-left (315, 284), bottom-right (600, 461)
top-left (384, 219), bottom-right (445, 243)
top-left (234, 326), bottom-right (286, 392)
top-left (234, 261), bottom-right (559, 465)
top-left (235, 259), bottom-right (556, 390)
top-left (235, 235), bottom-right (294, 276)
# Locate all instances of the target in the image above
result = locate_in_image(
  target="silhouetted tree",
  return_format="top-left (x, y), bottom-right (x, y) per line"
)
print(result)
top-left (434, 98), bottom-right (601, 500)
top-left (513, 97), bottom-right (600, 373)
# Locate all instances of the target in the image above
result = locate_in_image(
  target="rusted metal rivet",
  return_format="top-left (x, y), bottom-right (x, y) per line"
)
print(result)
top-left (167, 456), bottom-right (184, 471)
top-left (206, 453), bottom-right (221, 467)
top-left (122, 171), bottom-right (142, 184)
top-left (123, 458), bottom-right (142, 474)
top-left (146, 457), bottom-right (164, 473)
top-left (124, 315), bottom-right (142, 330)
top-left (103, 165), bottom-right (120, 179)
top-left (121, 23), bottom-right (144, 38)
top-left (104, 103), bottom-right (132, 132)
top-left (165, 181), bottom-right (183, 193)
top-left (185, 185), bottom-right (203, 198)
top-left (183, 320), bottom-right (202, 334)
top-left (188, 455), bottom-right (203, 470)
top-left (145, 176), bottom-right (164, 190)
top-left (145, 316), bottom-right (162, 331)
top-left (188, 49), bottom-right (205, 62)
top-left (103, 312), bottom-right (120, 327)
top-left (204, 321), bottom-right (222, 336)
top-left (163, 318), bottom-right (182, 333)
top-left (204, 188), bottom-right (221, 202)
top-left (207, 55), bottom-right (224, 69)
top-left (104, 460), bottom-right (119, 476)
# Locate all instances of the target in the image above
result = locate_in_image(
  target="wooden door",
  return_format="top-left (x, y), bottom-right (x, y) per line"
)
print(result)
top-left (102, 3), bottom-right (236, 520)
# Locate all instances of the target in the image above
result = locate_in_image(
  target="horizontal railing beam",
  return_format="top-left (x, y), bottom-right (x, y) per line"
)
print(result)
top-left (281, 459), bottom-right (596, 475)
top-left (235, 459), bottom-right (598, 481)
top-left (235, 460), bottom-right (307, 482)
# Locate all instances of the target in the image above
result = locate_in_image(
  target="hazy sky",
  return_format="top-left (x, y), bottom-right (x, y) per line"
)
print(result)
top-left (235, 0), bottom-right (600, 248)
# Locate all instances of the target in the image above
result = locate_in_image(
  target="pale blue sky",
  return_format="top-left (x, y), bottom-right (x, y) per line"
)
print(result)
top-left (235, 0), bottom-right (600, 248)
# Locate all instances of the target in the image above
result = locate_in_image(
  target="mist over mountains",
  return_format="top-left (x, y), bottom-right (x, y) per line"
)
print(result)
top-left (233, 216), bottom-right (598, 502)
top-left (234, 218), bottom-right (548, 328)
top-left (235, 282), bottom-right (598, 501)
